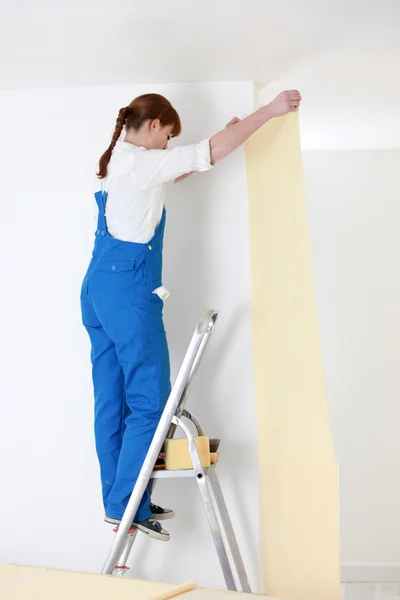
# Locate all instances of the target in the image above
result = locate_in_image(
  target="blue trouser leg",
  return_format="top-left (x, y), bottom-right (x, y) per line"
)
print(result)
top-left (95, 302), bottom-right (171, 523)
top-left (82, 299), bottom-right (125, 509)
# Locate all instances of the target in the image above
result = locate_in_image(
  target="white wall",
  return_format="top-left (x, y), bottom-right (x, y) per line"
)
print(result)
top-left (258, 26), bottom-right (400, 152)
top-left (0, 81), bottom-right (260, 590)
top-left (302, 150), bottom-right (400, 581)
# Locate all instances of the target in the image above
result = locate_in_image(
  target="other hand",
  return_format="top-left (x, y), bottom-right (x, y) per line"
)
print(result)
top-left (268, 90), bottom-right (302, 117)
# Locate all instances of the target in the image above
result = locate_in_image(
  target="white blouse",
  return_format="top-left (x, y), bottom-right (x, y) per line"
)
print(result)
top-left (96, 139), bottom-right (214, 244)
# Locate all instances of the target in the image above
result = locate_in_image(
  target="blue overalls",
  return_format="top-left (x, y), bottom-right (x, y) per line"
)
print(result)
top-left (80, 190), bottom-right (171, 522)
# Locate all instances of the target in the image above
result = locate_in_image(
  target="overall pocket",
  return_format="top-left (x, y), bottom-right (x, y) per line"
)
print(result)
top-left (91, 259), bottom-right (136, 307)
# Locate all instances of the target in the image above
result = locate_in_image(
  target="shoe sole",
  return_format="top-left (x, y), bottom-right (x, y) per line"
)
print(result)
top-left (104, 516), bottom-right (122, 526)
top-left (104, 516), bottom-right (170, 542)
top-left (152, 510), bottom-right (174, 521)
top-left (134, 521), bottom-right (170, 541)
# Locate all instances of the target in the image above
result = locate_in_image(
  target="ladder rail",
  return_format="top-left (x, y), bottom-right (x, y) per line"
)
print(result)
top-left (112, 531), bottom-right (137, 577)
top-left (166, 318), bottom-right (216, 440)
top-left (101, 308), bottom-right (218, 575)
top-left (207, 469), bottom-right (251, 592)
top-left (173, 416), bottom-right (251, 593)
top-left (173, 416), bottom-right (237, 591)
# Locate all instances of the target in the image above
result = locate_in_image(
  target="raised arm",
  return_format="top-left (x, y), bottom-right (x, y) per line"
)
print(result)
top-left (173, 90), bottom-right (301, 184)
top-left (210, 90), bottom-right (301, 163)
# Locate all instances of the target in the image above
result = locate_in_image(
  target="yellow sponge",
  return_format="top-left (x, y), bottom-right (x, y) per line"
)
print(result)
top-left (164, 437), bottom-right (210, 470)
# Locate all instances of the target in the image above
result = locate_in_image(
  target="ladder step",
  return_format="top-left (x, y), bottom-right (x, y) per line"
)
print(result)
top-left (151, 464), bottom-right (217, 479)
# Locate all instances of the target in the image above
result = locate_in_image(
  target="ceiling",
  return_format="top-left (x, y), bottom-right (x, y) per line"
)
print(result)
top-left (0, 0), bottom-right (397, 89)
top-left (1, 0), bottom-right (399, 148)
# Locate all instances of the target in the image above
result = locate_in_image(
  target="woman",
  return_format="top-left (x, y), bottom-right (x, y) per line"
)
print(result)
top-left (81, 90), bottom-right (302, 542)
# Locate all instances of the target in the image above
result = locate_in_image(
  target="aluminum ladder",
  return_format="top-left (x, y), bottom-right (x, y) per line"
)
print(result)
top-left (101, 308), bottom-right (251, 593)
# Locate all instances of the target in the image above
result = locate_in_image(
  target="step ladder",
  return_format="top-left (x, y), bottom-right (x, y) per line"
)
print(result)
top-left (101, 308), bottom-right (251, 593)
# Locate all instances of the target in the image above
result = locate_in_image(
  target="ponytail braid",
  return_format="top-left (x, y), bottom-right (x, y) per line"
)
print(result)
top-left (97, 106), bottom-right (131, 179)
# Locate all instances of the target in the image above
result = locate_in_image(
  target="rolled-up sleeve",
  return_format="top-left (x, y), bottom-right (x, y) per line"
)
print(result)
top-left (132, 139), bottom-right (214, 190)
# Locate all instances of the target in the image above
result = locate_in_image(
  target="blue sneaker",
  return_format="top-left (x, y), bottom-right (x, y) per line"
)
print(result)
top-left (104, 515), bottom-right (170, 541)
top-left (150, 503), bottom-right (174, 521)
